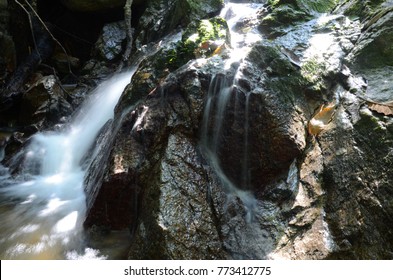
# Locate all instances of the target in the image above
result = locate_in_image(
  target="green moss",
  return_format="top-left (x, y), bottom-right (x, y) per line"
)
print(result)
top-left (296, 0), bottom-right (339, 13)
top-left (353, 109), bottom-right (393, 160)
top-left (259, 3), bottom-right (311, 36)
top-left (185, 0), bottom-right (224, 22)
top-left (300, 56), bottom-right (328, 91)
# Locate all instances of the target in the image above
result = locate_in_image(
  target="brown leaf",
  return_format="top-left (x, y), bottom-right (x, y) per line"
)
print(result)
top-left (367, 101), bottom-right (393, 116)
top-left (308, 102), bottom-right (336, 136)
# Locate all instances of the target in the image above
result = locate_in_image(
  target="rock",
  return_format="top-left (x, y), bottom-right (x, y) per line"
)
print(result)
top-left (118, 16), bottom-right (230, 112)
top-left (19, 75), bottom-right (72, 127)
top-left (343, 5), bottom-right (393, 108)
top-left (51, 52), bottom-right (80, 74)
top-left (93, 21), bottom-right (127, 62)
top-left (347, 8), bottom-right (393, 69)
top-left (320, 102), bottom-right (393, 259)
top-left (128, 132), bottom-right (228, 259)
top-left (0, 0), bottom-right (381, 261)
top-left (335, 0), bottom-right (389, 20)
top-left (202, 42), bottom-right (307, 192)
top-left (134, 0), bottom-right (224, 46)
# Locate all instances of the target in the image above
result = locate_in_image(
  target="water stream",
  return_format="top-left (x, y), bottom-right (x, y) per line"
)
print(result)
top-left (0, 71), bottom-right (136, 259)
top-left (200, 1), bottom-right (264, 221)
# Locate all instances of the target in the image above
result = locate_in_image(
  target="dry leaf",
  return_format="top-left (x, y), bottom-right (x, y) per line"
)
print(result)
top-left (308, 102), bottom-right (336, 136)
top-left (212, 43), bottom-right (226, 56)
top-left (367, 101), bottom-right (393, 116)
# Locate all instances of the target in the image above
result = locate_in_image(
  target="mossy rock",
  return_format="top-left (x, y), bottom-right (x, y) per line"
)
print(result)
top-left (135, 0), bottom-right (224, 45)
top-left (341, 0), bottom-right (386, 20)
top-left (348, 8), bottom-right (393, 69)
top-left (186, 0), bottom-right (224, 21)
top-left (259, 3), bottom-right (311, 36)
top-left (166, 17), bottom-right (230, 69)
top-left (118, 16), bottom-right (230, 111)
top-left (300, 56), bottom-right (328, 91)
top-left (268, 0), bottom-right (338, 13)
top-left (296, 0), bottom-right (339, 13)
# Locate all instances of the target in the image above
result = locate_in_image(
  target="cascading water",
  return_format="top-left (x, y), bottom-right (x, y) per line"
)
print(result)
top-left (0, 70), bottom-right (136, 259)
top-left (200, 1), bottom-right (264, 221)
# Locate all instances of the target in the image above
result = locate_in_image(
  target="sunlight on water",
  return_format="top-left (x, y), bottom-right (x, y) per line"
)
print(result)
top-left (201, 1), bottom-right (264, 222)
top-left (220, 2), bottom-right (264, 69)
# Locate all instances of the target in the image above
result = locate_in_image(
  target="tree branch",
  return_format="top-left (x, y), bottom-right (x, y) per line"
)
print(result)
top-left (118, 0), bottom-right (134, 71)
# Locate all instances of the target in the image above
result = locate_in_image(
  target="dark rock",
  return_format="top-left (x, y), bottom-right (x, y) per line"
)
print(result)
top-left (347, 8), bottom-right (393, 69)
top-left (93, 21), bottom-right (127, 62)
top-left (334, 0), bottom-right (388, 21)
top-left (19, 75), bottom-right (72, 127)
top-left (117, 16), bottom-right (230, 113)
top-left (202, 42), bottom-right (307, 192)
top-left (134, 0), bottom-right (224, 46)
top-left (61, 0), bottom-right (129, 12)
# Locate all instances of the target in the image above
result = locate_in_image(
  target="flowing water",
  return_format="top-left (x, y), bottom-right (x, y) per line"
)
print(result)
top-left (0, 71), bottom-right (135, 259)
top-left (200, 1), bottom-right (264, 221)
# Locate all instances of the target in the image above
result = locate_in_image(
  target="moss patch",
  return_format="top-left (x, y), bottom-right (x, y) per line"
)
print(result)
top-left (343, 0), bottom-right (386, 20)
top-left (296, 0), bottom-right (339, 13)
top-left (165, 17), bottom-right (230, 69)
top-left (259, 3), bottom-right (311, 37)
top-left (300, 56), bottom-right (328, 91)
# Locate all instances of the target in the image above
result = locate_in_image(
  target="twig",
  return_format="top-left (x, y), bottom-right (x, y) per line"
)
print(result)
top-left (14, 0), bottom-right (39, 59)
top-left (17, 0), bottom-right (74, 75)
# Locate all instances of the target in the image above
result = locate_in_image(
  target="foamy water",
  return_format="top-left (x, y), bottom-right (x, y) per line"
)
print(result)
top-left (0, 70), bottom-right (135, 259)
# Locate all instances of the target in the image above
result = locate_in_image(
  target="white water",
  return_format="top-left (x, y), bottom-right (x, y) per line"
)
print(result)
top-left (0, 70), bottom-right (135, 259)
top-left (201, 1), bottom-right (264, 221)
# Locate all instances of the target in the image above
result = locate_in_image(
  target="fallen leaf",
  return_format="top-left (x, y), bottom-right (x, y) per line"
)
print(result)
top-left (367, 101), bottom-right (393, 116)
top-left (308, 102), bottom-right (336, 136)
top-left (212, 43), bottom-right (227, 56)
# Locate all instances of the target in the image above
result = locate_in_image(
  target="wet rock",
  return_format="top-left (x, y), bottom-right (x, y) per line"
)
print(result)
top-left (118, 16), bottom-right (230, 112)
top-left (343, 5), bottom-right (393, 106)
top-left (320, 103), bottom-right (393, 259)
top-left (128, 133), bottom-right (227, 259)
top-left (347, 8), bottom-right (393, 69)
top-left (84, 60), bottom-right (229, 258)
top-left (335, 0), bottom-right (389, 20)
top-left (19, 75), bottom-right (72, 127)
top-left (202, 42), bottom-right (307, 192)
top-left (259, 2), bottom-right (311, 37)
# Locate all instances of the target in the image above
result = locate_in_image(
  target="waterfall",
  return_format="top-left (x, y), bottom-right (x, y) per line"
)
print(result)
top-left (200, 1), bottom-right (264, 221)
top-left (0, 70), bottom-right (136, 259)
